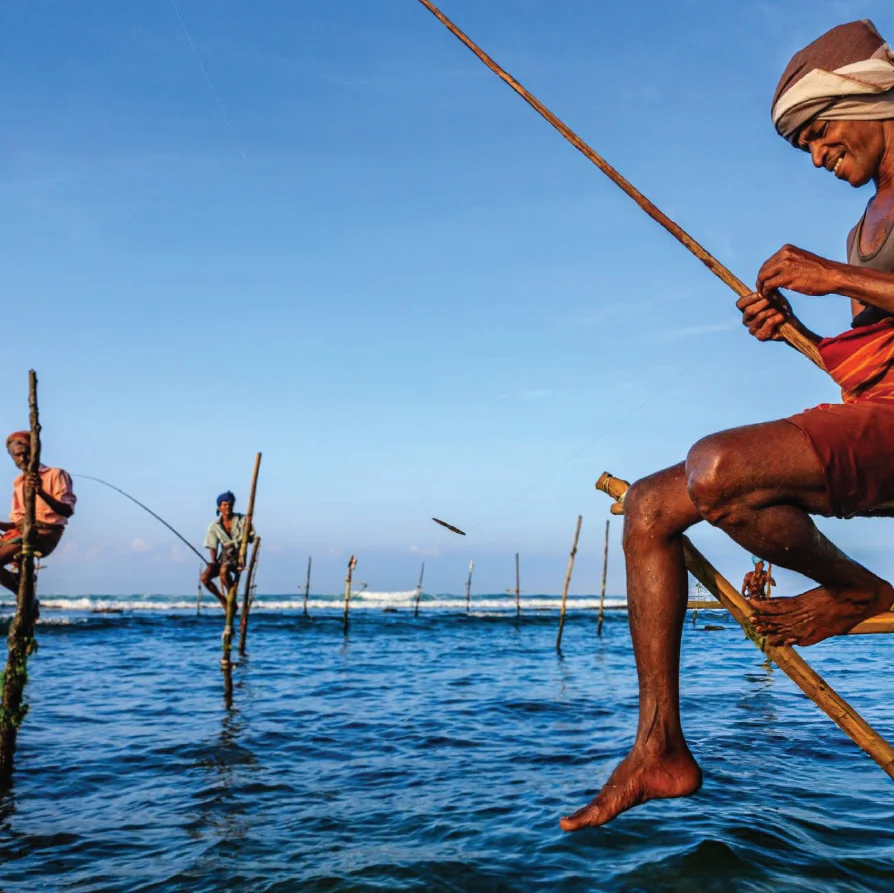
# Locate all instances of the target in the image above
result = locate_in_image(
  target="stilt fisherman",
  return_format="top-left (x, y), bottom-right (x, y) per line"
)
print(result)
top-left (200, 491), bottom-right (255, 609)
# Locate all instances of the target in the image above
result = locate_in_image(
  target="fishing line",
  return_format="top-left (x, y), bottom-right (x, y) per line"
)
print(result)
top-left (74, 474), bottom-right (206, 563)
top-left (169, 0), bottom-right (248, 162)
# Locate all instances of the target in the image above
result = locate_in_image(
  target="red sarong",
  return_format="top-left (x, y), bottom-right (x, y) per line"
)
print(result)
top-left (787, 319), bottom-right (894, 518)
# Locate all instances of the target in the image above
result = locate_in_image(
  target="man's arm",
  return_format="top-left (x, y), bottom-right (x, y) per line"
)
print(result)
top-left (757, 244), bottom-right (894, 316)
top-left (29, 469), bottom-right (76, 519)
top-left (0, 522), bottom-right (15, 532)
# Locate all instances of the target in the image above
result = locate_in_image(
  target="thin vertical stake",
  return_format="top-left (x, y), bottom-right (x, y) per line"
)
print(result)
top-left (597, 519), bottom-right (610, 637)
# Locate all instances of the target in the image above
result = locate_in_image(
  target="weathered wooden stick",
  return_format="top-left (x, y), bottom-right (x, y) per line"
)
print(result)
top-left (556, 515), bottom-right (583, 651)
top-left (343, 555), bottom-right (357, 635)
top-left (222, 452), bottom-right (262, 668)
top-left (196, 574), bottom-right (202, 615)
top-left (415, 0), bottom-right (823, 369)
top-left (413, 561), bottom-right (425, 618)
top-left (595, 471), bottom-right (894, 779)
top-left (465, 559), bottom-right (474, 614)
top-left (597, 519), bottom-right (610, 637)
top-left (0, 371), bottom-right (41, 788)
top-left (237, 536), bottom-right (262, 656)
top-left (514, 552), bottom-right (521, 618)
top-left (303, 556), bottom-right (312, 617)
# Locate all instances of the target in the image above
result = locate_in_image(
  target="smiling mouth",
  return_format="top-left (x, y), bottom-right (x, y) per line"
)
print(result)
top-left (832, 153), bottom-right (846, 175)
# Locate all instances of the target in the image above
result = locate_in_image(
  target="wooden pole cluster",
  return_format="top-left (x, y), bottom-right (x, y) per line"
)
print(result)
top-left (556, 515), bottom-right (583, 651)
top-left (414, 0), bottom-right (823, 370)
top-left (595, 471), bottom-right (894, 780)
top-left (465, 559), bottom-right (474, 613)
top-left (413, 561), bottom-right (425, 618)
top-left (597, 519), bottom-right (610, 637)
top-left (0, 371), bottom-right (41, 788)
top-left (303, 556), bottom-right (312, 617)
top-left (221, 452), bottom-right (261, 669)
top-left (238, 536), bottom-right (261, 657)
top-left (343, 555), bottom-right (357, 635)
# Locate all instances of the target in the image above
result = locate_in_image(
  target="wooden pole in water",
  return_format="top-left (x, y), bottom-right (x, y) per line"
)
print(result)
top-left (597, 519), bottom-right (610, 637)
top-left (343, 554), bottom-right (357, 635)
top-left (237, 536), bottom-right (262, 657)
top-left (303, 556), bottom-right (312, 617)
top-left (556, 515), bottom-right (583, 651)
top-left (515, 552), bottom-right (521, 618)
top-left (414, 0), bottom-right (823, 370)
top-left (222, 452), bottom-right (261, 669)
top-left (0, 371), bottom-right (41, 788)
top-left (595, 471), bottom-right (894, 780)
top-left (413, 561), bottom-right (425, 618)
top-left (465, 559), bottom-right (474, 614)
top-left (196, 573), bottom-right (202, 615)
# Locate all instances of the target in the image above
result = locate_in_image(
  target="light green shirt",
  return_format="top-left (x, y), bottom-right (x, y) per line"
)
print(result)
top-left (204, 513), bottom-right (255, 554)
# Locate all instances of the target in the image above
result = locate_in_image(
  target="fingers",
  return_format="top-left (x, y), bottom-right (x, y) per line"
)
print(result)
top-left (738, 292), bottom-right (785, 341)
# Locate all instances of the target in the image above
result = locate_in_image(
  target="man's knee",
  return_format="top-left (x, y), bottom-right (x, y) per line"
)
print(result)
top-left (686, 435), bottom-right (749, 526)
top-left (622, 475), bottom-right (686, 549)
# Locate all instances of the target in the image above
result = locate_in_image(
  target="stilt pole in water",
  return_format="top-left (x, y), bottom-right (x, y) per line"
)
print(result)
top-left (515, 553), bottom-right (521, 618)
top-left (303, 556), bottom-right (312, 617)
top-left (556, 515), bottom-right (583, 651)
top-left (597, 519), bottom-right (610, 637)
top-left (0, 371), bottom-right (41, 788)
top-left (414, 0), bottom-right (823, 370)
top-left (222, 452), bottom-right (262, 669)
top-left (197, 573), bottom-right (202, 615)
top-left (413, 561), bottom-right (425, 618)
top-left (465, 560), bottom-right (474, 614)
top-left (595, 471), bottom-right (894, 780)
top-left (343, 555), bottom-right (357, 635)
top-left (238, 536), bottom-right (262, 656)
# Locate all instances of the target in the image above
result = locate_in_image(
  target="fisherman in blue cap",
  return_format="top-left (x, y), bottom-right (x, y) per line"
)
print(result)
top-left (200, 491), bottom-right (255, 608)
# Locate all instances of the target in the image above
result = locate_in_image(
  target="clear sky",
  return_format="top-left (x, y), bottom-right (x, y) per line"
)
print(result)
top-left (2, 0), bottom-right (892, 596)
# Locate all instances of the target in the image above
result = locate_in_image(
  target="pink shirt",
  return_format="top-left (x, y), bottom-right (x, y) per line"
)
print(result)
top-left (10, 466), bottom-right (77, 527)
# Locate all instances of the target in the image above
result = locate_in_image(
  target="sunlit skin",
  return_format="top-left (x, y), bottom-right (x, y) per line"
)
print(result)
top-left (560, 117), bottom-right (894, 832)
top-left (200, 499), bottom-right (238, 609)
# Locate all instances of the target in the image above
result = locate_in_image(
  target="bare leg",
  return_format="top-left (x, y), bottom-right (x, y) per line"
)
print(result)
top-left (687, 421), bottom-right (894, 647)
top-left (201, 566), bottom-right (227, 609)
top-left (0, 542), bottom-right (22, 594)
top-left (560, 464), bottom-right (703, 831)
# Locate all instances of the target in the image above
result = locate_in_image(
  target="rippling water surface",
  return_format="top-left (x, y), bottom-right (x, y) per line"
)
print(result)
top-left (2, 595), bottom-right (894, 892)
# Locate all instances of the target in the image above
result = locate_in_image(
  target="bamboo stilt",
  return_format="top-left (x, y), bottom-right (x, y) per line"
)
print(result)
top-left (413, 561), bottom-right (425, 618)
top-left (415, 0), bottom-right (823, 370)
top-left (465, 559), bottom-right (474, 614)
top-left (595, 471), bottom-right (894, 779)
top-left (197, 574), bottom-right (202, 615)
top-left (515, 553), bottom-right (521, 618)
top-left (596, 519), bottom-right (610, 637)
top-left (343, 555), bottom-right (357, 635)
top-left (222, 452), bottom-right (261, 669)
top-left (237, 536), bottom-right (262, 657)
top-left (556, 515), bottom-right (583, 651)
top-left (303, 556), bottom-right (312, 617)
top-left (0, 371), bottom-right (41, 788)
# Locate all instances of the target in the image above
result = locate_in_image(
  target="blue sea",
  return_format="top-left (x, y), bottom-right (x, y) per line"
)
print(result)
top-left (1, 592), bottom-right (893, 892)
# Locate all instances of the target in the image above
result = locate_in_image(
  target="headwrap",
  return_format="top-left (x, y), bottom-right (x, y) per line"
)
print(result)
top-left (6, 431), bottom-right (30, 448)
top-left (216, 491), bottom-right (236, 508)
top-left (772, 20), bottom-right (894, 146)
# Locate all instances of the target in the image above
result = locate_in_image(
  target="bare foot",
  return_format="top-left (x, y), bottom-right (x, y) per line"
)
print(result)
top-left (559, 745), bottom-right (702, 832)
top-left (748, 581), bottom-right (894, 647)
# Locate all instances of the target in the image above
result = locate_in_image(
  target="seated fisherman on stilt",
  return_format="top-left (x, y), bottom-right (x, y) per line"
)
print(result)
top-left (201, 491), bottom-right (255, 609)
top-left (0, 431), bottom-right (76, 594)
top-left (561, 20), bottom-right (894, 831)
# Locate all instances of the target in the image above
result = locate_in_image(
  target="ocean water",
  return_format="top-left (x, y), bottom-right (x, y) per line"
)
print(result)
top-left (1, 594), bottom-right (893, 892)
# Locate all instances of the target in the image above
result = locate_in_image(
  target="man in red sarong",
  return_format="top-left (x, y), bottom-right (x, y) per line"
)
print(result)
top-left (0, 431), bottom-right (76, 594)
top-left (561, 20), bottom-right (894, 831)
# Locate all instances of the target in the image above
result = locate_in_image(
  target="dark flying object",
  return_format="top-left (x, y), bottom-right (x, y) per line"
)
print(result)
top-left (432, 518), bottom-right (466, 536)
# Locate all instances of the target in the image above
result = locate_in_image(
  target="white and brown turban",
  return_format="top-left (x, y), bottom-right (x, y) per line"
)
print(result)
top-left (772, 20), bottom-right (894, 145)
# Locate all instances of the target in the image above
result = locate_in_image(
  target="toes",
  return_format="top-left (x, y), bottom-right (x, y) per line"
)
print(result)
top-left (559, 802), bottom-right (604, 832)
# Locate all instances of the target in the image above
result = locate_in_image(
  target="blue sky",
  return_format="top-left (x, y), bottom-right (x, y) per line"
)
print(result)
top-left (2, 0), bottom-right (892, 595)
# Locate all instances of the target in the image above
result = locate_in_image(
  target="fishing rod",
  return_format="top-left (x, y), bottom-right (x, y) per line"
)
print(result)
top-left (414, 0), bottom-right (824, 370)
top-left (74, 474), bottom-right (206, 563)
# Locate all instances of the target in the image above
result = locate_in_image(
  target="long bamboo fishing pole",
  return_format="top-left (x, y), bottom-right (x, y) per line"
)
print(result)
top-left (595, 472), bottom-right (894, 779)
top-left (0, 371), bottom-right (41, 788)
top-left (556, 515), bottom-right (583, 651)
top-left (414, 0), bottom-right (824, 370)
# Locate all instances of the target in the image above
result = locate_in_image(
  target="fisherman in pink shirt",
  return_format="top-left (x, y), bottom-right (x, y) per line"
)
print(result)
top-left (0, 431), bottom-right (76, 594)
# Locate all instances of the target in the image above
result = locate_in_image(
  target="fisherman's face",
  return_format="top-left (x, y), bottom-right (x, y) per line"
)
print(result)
top-left (218, 500), bottom-right (233, 519)
top-left (798, 119), bottom-right (885, 188)
top-left (7, 440), bottom-right (29, 471)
